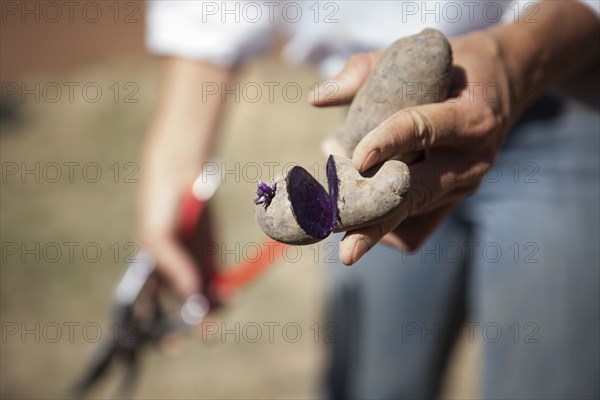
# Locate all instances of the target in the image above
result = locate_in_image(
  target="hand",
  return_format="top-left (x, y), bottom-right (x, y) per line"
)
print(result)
top-left (137, 57), bottom-right (230, 299)
top-left (312, 30), bottom-right (519, 265)
top-left (137, 155), bottom-right (220, 304)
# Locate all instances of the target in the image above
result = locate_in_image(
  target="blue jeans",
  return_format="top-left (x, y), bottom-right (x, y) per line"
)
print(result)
top-left (325, 96), bottom-right (600, 399)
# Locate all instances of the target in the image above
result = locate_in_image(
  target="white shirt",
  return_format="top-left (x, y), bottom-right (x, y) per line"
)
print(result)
top-left (146, 1), bottom-right (599, 77)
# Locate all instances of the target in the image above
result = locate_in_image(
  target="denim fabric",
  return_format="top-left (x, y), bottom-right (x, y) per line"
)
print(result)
top-left (325, 97), bottom-right (600, 400)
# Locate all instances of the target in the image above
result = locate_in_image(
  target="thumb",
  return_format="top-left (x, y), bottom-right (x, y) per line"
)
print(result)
top-left (338, 202), bottom-right (455, 266)
top-left (310, 51), bottom-right (382, 107)
top-left (352, 102), bottom-right (460, 172)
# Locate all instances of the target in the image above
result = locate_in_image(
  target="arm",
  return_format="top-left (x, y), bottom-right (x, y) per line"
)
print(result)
top-left (137, 57), bottom-right (231, 297)
top-left (489, 0), bottom-right (600, 115)
top-left (312, 0), bottom-right (599, 265)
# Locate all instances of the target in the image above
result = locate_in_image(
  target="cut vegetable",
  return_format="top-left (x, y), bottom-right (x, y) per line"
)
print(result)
top-left (255, 29), bottom-right (452, 245)
top-left (256, 155), bottom-right (409, 245)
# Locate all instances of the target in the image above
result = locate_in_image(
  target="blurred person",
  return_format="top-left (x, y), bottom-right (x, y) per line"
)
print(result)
top-left (139, 1), bottom-right (599, 399)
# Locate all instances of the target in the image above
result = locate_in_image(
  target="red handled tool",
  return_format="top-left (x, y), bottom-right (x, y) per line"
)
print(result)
top-left (179, 168), bottom-right (286, 299)
top-left (72, 162), bottom-right (286, 399)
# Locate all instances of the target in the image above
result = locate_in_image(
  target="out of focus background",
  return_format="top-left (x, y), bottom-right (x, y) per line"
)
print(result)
top-left (1, 1), bottom-right (476, 398)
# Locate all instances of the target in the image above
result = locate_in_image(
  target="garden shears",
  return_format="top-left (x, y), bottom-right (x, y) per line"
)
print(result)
top-left (71, 162), bottom-right (286, 399)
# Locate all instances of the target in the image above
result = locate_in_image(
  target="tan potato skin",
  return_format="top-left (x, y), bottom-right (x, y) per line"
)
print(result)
top-left (255, 174), bottom-right (321, 245)
top-left (256, 29), bottom-right (452, 245)
top-left (332, 156), bottom-right (409, 232)
top-left (256, 156), bottom-right (409, 245)
top-left (334, 28), bottom-right (453, 159)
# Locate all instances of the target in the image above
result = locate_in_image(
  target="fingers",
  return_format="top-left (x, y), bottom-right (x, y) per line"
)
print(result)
top-left (185, 206), bottom-right (222, 306)
top-left (339, 202), bottom-right (457, 265)
top-left (412, 184), bottom-right (477, 216)
top-left (338, 156), bottom-right (488, 265)
top-left (339, 216), bottom-right (400, 265)
top-left (310, 51), bottom-right (382, 107)
top-left (390, 203), bottom-right (458, 253)
top-left (152, 235), bottom-right (203, 298)
top-left (379, 187), bottom-right (472, 251)
top-left (352, 102), bottom-right (463, 172)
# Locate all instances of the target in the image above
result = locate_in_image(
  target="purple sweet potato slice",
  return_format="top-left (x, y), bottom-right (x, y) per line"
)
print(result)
top-left (326, 155), bottom-right (340, 225)
top-left (288, 166), bottom-right (334, 239)
top-left (255, 155), bottom-right (409, 245)
top-left (255, 167), bottom-right (325, 246)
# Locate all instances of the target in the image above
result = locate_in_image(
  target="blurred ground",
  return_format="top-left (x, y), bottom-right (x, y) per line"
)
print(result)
top-left (1, 2), bottom-right (478, 398)
top-left (0, 52), bottom-right (335, 399)
top-left (0, 0), bottom-right (146, 79)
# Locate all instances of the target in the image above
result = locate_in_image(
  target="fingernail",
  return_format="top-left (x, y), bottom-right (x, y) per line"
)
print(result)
top-left (311, 80), bottom-right (338, 104)
top-left (360, 149), bottom-right (381, 172)
top-left (351, 237), bottom-right (370, 264)
top-left (340, 238), bottom-right (353, 266)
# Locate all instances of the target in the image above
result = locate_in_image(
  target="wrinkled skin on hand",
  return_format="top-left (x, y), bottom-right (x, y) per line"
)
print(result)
top-left (314, 30), bottom-right (516, 265)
